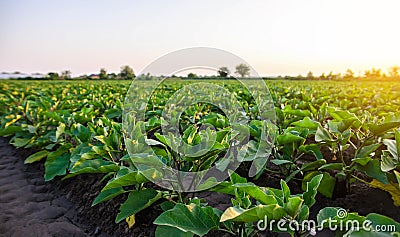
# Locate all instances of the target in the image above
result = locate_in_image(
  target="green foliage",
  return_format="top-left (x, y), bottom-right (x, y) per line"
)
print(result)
top-left (1, 79), bottom-right (400, 236)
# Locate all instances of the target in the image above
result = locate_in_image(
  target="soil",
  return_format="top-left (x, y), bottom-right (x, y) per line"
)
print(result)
top-left (0, 137), bottom-right (399, 237)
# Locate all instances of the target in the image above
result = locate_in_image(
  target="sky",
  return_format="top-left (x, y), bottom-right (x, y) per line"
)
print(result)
top-left (0, 0), bottom-right (399, 77)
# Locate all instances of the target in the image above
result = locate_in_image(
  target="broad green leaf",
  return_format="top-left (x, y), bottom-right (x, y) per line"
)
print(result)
top-left (383, 138), bottom-right (399, 159)
top-left (69, 159), bottom-right (119, 177)
top-left (365, 213), bottom-right (400, 232)
top-left (284, 196), bottom-right (303, 218)
top-left (318, 163), bottom-right (343, 171)
top-left (299, 144), bottom-right (323, 160)
top-left (297, 205), bottom-right (309, 222)
top-left (154, 203), bottom-right (221, 236)
top-left (55, 123), bottom-right (66, 141)
top-left (116, 189), bottom-right (162, 223)
top-left (0, 125), bottom-right (23, 136)
top-left (303, 171), bottom-right (335, 198)
top-left (352, 157), bottom-right (372, 166)
top-left (102, 167), bottom-right (157, 191)
top-left (280, 179), bottom-right (290, 202)
top-left (302, 174), bottom-right (323, 207)
top-left (44, 144), bottom-right (71, 181)
top-left (291, 117), bottom-right (319, 130)
top-left (356, 143), bottom-right (381, 158)
top-left (368, 122), bottom-right (400, 136)
top-left (381, 150), bottom-right (397, 172)
top-left (356, 159), bottom-right (388, 184)
top-left (315, 125), bottom-right (334, 142)
top-left (73, 124), bottom-right (91, 143)
top-left (277, 132), bottom-right (305, 145)
top-left (45, 152), bottom-right (70, 181)
top-left (92, 187), bottom-right (126, 206)
top-left (220, 204), bottom-right (285, 223)
top-left (271, 159), bottom-right (292, 165)
top-left (11, 137), bottom-right (31, 148)
top-left (24, 150), bottom-right (49, 164)
top-left (301, 160), bottom-right (326, 172)
top-left (233, 183), bottom-right (277, 205)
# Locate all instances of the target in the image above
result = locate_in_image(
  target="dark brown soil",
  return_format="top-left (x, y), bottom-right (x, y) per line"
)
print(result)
top-left (0, 137), bottom-right (399, 237)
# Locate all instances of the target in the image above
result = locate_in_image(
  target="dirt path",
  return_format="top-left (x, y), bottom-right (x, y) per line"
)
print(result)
top-left (0, 138), bottom-right (88, 237)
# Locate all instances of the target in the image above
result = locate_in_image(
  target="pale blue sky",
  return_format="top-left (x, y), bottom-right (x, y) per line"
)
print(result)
top-left (0, 0), bottom-right (399, 76)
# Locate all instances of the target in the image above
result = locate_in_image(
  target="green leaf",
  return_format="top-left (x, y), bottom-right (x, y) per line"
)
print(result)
top-left (284, 196), bottom-right (303, 218)
top-left (299, 144), bottom-right (323, 160)
top-left (280, 179), bottom-right (290, 202)
top-left (73, 124), bottom-right (91, 143)
top-left (233, 183), bottom-right (277, 205)
top-left (291, 117), bottom-right (319, 130)
top-left (220, 204), bottom-right (285, 223)
top-left (116, 189), bottom-right (162, 223)
top-left (271, 159), bottom-right (292, 165)
top-left (302, 174), bottom-right (323, 207)
top-left (383, 138), bottom-right (399, 159)
top-left (315, 125), bottom-right (334, 142)
top-left (356, 159), bottom-right (388, 184)
top-left (229, 171), bottom-right (247, 184)
top-left (44, 144), bottom-right (71, 181)
top-left (301, 160), bottom-right (326, 172)
top-left (160, 201), bottom-right (176, 211)
top-left (155, 226), bottom-right (193, 237)
top-left (154, 203), bottom-right (221, 237)
top-left (69, 159), bottom-right (119, 176)
top-left (0, 125), bottom-right (23, 136)
top-left (303, 171), bottom-right (335, 198)
top-left (352, 157), bottom-right (372, 166)
top-left (297, 205), bottom-right (309, 222)
top-left (381, 150), bottom-right (397, 172)
top-left (365, 213), bottom-right (400, 233)
top-left (92, 187), bottom-right (126, 206)
top-left (102, 167), bottom-right (157, 191)
top-left (55, 123), bottom-right (66, 141)
top-left (357, 143), bottom-right (381, 158)
top-left (327, 107), bottom-right (361, 128)
top-left (24, 150), bottom-right (49, 164)
top-left (105, 108), bottom-right (121, 119)
top-left (318, 163), bottom-right (344, 171)
top-left (11, 137), bottom-right (31, 148)
top-left (368, 122), bottom-right (400, 136)
top-left (277, 132), bottom-right (305, 145)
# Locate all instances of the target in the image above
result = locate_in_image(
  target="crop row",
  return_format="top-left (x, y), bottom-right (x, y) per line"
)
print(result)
top-left (0, 80), bottom-right (399, 236)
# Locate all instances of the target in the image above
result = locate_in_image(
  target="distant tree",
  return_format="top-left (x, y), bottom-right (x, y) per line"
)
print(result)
top-left (319, 73), bottom-right (326, 80)
top-left (364, 68), bottom-right (382, 79)
top-left (187, 72), bottom-right (197, 78)
top-left (60, 70), bottom-right (71, 80)
top-left (99, 68), bottom-right (108, 80)
top-left (119, 65), bottom-right (135, 80)
top-left (343, 69), bottom-right (354, 79)
top-left (389, 66), bottom-right (400, 79)
top-left (306, 71), bottom-right (314, 79)
top-left (218, 66), bottom-right (230, 77)
top-left (47, 72), bottom-right (59, 80)
top-left (235, 64), bottom-right (250, 77)
top-left (108, 73), bottom-right (118, 80)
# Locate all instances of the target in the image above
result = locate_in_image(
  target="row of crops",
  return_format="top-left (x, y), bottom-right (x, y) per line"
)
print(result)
top-left (0, 79), bottom-right (400, 236)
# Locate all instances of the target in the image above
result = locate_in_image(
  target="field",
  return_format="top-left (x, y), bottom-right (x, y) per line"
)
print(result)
top-left (1, 79), bottom-right (400, 237)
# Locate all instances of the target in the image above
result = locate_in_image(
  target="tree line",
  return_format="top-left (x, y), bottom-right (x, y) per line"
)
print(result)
top-left (9, 64), bottom-right (400, 80)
